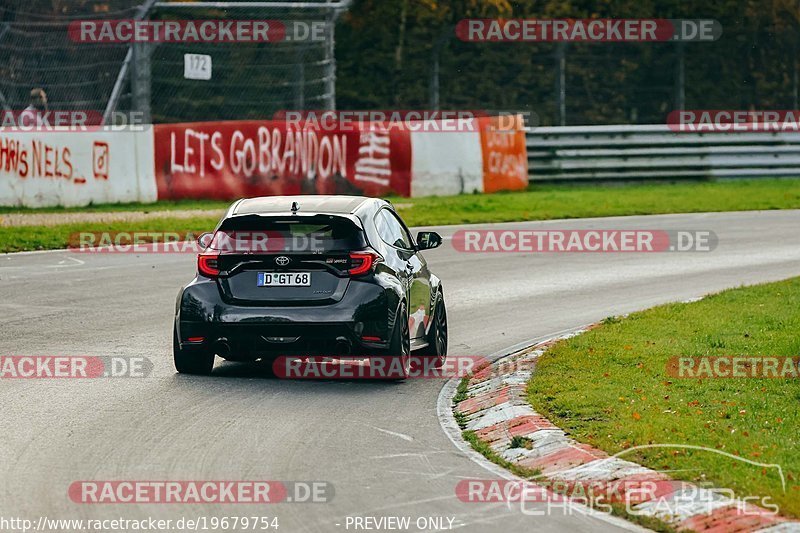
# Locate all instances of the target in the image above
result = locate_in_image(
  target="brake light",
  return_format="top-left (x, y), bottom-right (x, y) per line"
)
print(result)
top-left (348, 251), bottom-right (381, 276)
top-left (198, 253), bottom-right (220, 277)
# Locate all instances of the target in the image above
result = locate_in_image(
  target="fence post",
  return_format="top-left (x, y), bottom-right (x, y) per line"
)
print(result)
top-left (294, 48), bottom-right (306, 110)
top-left (0, 23), bottom-right (10, 111)
top-left (555, 43), bottom-right (567, 126)
top-left (793, 40), bottom-right (798, 109)
top-left (429, 27), bottom-right (453, 111)
top-left (132, 41), bottom-right (152, 124)
top-left (674, 41), bottom-right (685, 112)
top-left (325, 13), bottom-right (336, 110)
top-left (429, 48), bottom-right (440, 111)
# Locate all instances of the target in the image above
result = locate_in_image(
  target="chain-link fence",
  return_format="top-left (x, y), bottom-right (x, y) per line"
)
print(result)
top-left (428, 36), bottom-right (800, 126)
top-left (145, 2), bottom-right (347, 123)
top-left (0, 0), bottom-right (138, 115)
top-left (0, 0), bottom-right (348, 124)
top-left (2, 1), bottom-right (798, 127)
top-left (332, 2), bottom-right (800, 127)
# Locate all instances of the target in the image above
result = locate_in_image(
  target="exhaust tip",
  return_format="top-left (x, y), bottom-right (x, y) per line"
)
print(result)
top-left (214, 338), bottom-right (231, 358)
top-left (335, 337), bottom-right (352, 355)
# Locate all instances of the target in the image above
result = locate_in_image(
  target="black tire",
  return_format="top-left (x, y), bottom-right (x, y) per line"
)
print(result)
top-left (173, 324), bottom-right (214, 375)
top-left (419, 291), bottom-right (448, 367)
top-left (387, 302), bottom-right (411, 379)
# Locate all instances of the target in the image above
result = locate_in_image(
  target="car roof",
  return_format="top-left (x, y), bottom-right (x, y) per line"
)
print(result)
top-left (232, 195), bottom-right (377, 216)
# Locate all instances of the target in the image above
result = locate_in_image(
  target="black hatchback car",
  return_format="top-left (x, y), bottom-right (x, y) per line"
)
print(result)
top-left (173, 195), bottom-right (447, 377)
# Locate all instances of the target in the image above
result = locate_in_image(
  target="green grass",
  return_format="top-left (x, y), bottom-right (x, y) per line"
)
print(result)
top-left (461, 430), bottom-right (540, 479)
top-left (397, 178), bottom-right (800, 226)
top-left (2, 179), bottom-right (800, 252)
top-left (452, 375), bottom-right (470, 405)
top-left (0, 217), bottom-right (219, 253)
top-left (527, 277), bottom-right (800, 517)
top-left (0, 199), bottom-right (231, 214)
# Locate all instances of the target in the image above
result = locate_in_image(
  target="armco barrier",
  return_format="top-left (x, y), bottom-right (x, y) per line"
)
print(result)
top-left (526, 124), bottom-right (800, 181)
top-left (0, 129), bottom-right (156, 207)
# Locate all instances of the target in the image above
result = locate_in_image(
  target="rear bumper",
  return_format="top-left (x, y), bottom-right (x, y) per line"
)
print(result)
top-left (176, 277), bottom-right (391, 358)
top-left (181, 323), bottom-right (383, 358)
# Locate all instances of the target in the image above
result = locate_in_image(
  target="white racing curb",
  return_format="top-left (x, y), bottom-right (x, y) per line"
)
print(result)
top-left (436, 327), bottom-right (648, 532)
top-left (438, 328), bottom-right (799, 532)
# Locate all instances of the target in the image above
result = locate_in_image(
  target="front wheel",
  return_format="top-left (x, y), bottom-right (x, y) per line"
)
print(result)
top-left (419, 291), bottom-right (448, 367)
top-left (173, 324), bottom-right (214, 375)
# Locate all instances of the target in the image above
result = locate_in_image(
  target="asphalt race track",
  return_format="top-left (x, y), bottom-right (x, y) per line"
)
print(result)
top-left (2, 210), bottom-right (799, 533)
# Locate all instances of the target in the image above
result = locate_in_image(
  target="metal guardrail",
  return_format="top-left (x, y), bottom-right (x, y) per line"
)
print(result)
top-left (525, 124), bottom-right (800, 181)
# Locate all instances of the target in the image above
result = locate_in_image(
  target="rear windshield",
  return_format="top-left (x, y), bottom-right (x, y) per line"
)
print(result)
top-left (211, 215), bottom-right (366, 253)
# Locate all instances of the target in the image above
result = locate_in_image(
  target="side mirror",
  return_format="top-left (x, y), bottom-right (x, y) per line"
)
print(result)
top-left (416, 231), bottom-right (442, 251)
top-left (197, 232), bottom-right (214, 249)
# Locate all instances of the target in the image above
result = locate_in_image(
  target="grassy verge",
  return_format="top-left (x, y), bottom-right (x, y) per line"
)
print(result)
top-left (527, 278), bottom-right (800, 517)
top-left (0, 217), bottom-right (218, 253)
top-left (0, 199), bottom-right (231, 214)
top-left (461, 430), bottom-right (540, 479)
top-left (398, 178), bottom-right (800, 226)
top-left (2, 179), bottom-right (800, 252)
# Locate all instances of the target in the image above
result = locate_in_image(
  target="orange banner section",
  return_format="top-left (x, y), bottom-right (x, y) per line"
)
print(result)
top-left (153, 121), bottom-right (412, 200)
top-left (479, 115), bottom-right (528, 193)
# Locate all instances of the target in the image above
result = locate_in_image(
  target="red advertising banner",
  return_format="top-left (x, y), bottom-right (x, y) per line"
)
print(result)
top-left (153, 120), bottom-right (412, 200)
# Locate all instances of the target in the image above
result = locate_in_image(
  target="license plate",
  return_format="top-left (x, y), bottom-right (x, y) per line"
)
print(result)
top-left (257, 272), bottom-right (311, 287)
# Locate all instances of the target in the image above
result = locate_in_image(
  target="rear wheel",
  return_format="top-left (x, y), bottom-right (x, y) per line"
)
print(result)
top-left (387, 302), bottom-right (411, 379)
top-left (419, 291), bottom-right (448, 367)
top-left (173, 325), bottom-right (214, 375)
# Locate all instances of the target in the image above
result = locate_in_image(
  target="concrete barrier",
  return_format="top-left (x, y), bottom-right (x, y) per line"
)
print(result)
top-left (0, 115), bottom-right (528, 207)
top-left (0, 129), bottom-right (155, 208)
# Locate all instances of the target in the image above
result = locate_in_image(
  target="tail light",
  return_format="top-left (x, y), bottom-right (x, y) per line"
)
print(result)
top-left (198, 252), bottom-right (221, 278)
top-left (348, 251), bottom-right (382, 276)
